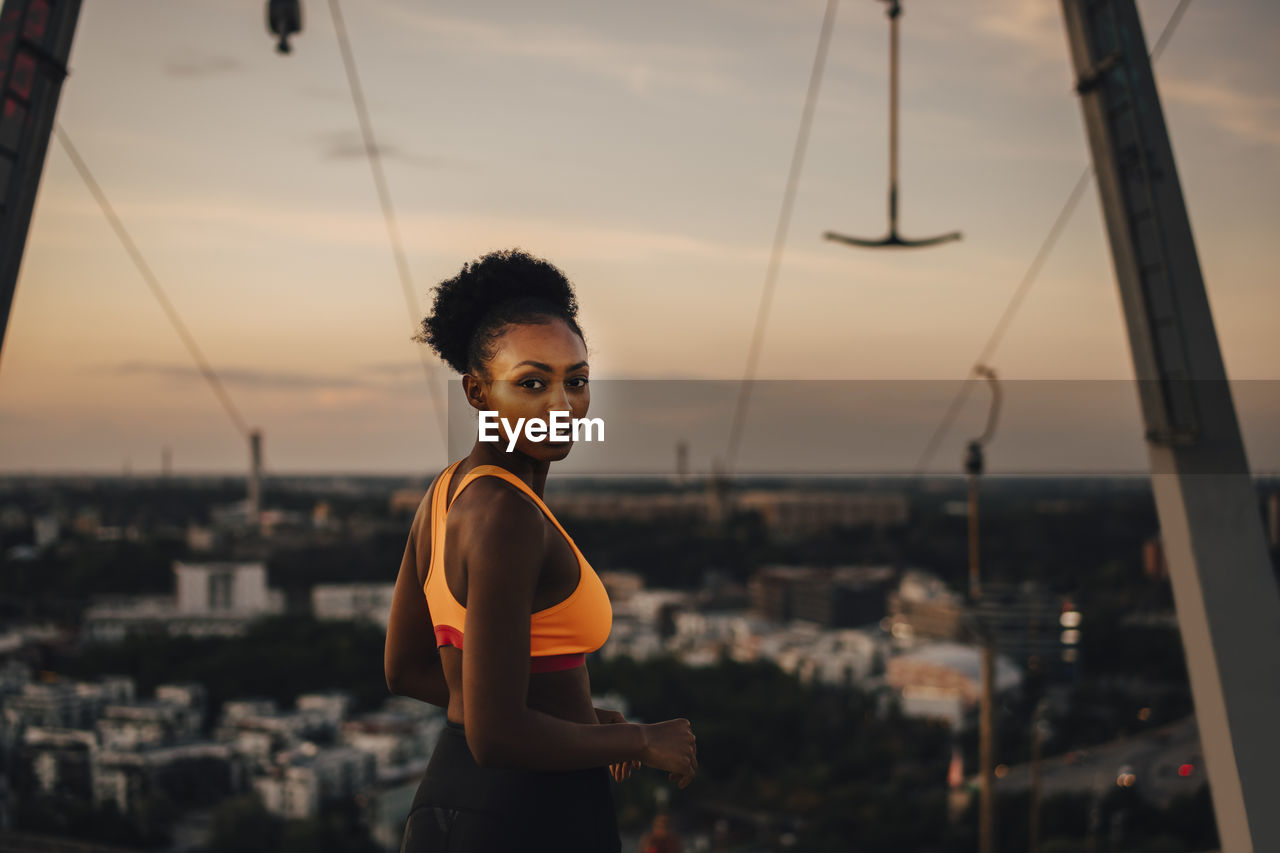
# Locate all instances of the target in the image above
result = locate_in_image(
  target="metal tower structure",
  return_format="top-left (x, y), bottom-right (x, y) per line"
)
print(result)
top-left (1060, 2), bottom-right (1280, 850)
top-left (0, 0), bottom-right (80, 365)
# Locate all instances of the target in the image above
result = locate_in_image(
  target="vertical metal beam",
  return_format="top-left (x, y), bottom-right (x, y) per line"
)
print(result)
top-left (967, 473), bottom-right (980, 599)
top-left (1029, 701), bottom-right (1046, 853)
top-left (978, 635), bottom-right (996, 853)
top-left (0, 0), bottom-right (82, 364)
top-left (248, 429), bottom-right (263, 529)
top-left (1059, 2), bottom-right (1280, 850)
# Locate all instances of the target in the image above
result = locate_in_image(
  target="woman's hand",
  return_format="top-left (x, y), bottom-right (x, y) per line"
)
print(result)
top-left (595, 707), bottom-right (642, 781)
top-left (640, 718), bottom-right (698, 789)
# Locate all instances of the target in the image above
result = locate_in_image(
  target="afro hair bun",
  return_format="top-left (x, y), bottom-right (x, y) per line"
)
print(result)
top-left (414, 248), bottom-right (583, 375)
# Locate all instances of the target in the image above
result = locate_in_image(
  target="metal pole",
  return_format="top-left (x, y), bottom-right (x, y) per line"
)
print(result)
top-left (1060, 2), bottom-right (1280, 850)
top-left (978, 633), bottom-right (995, 853)
top-left (886, 0), bottom-right (899, 233)
top-left (967, 472), bottom-right (981, 599)
top-left (964, 367), bottom-right (1000, 853)
top-left (1029, 701), bottom-right (1046, 853)
top-left (966, 469), bottom-right (995, 853)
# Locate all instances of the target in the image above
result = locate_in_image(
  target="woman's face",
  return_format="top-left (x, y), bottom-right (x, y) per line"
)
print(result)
top-left (467, 317), bottom-right (590, 462)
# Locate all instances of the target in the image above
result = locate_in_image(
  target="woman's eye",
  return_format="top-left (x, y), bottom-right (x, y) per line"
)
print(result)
top-left (519, 378), bottom-right (546, 390)
top-left (568, 377), bottom-right (589, 388)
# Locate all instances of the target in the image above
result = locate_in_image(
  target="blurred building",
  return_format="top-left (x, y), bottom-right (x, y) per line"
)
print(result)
top-left (214, 694), bottom-right (349, 775)
top-left (598, 569), bottom-right (645, 602)
top-left (885, 570), bottom-right (966, 642)
top-left (3, 673), bottom-right (240, 818)
top-left (174, 561), bottom-right (275, 613)
top-left (598, 572), bottom-right (693, 662)
top-left (339, 710), bottom-right (437, 782)
top-left (219, 698), bottom-right (278, 725)
top-left (32, 514), bottom-right (59, 549)
top-left (736, 490), bottom-right (909, 538)
top-left (155, 682), bottom-right (207, 718)
top-left (312, 583), bottom-right (395, 629)
top-left (971, 580), bottom-right (1076, 679)
top-left (185, 522), bottom-right (221, 552)
top-left (3, 680), bottom-right (112, 733)
top-left (795, 566), bottom-right (894, 628)
top-left (311, 500), bottom-right (336, 530)
top-left (0, 503), bottom-right (29, 531)
top-left (749, 566), bottom-right (813, 624)
top-left (362, 781), bottom-right (421, 851)
top-left (96, 700), bottom-right (203, 751)
top-left (0, 659), bottom-right (32, 714)
top-left (749, 565), bottom-right (894, 628)
top-left (759, 623), bottom-right (884, 688)
top-left (94, 740), bottom-right (243, 814)
top-left (546, 491), bottom-right (709, 522)
top-left (252, 744), bottom-right (377, 820)
top-left (886, 641), bottom-right (1022, 726)
top-left (297, 692), bottom-right (353, 731)
top-left (82, 560), bottom-right (285, 642)
top-left (15, 727), bottom-right (96, 801)
top-left (389, 488), bottom-right (427, 516)
top-left (668, 611), bottom-right (774, 666)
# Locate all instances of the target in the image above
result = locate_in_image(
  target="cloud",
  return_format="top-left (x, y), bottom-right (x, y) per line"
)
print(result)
top-left (163, 54), bottom-right (243, 78)
top-left (316, 130), bottom-right (471, 171)
top-left (37, 188), bottom-right (1016, 290)
top-left (975, 0), bottom-right (1063, 61)
top-left (110, 361), bottom-right (436, 393)
top-left (1160, 76), bottom-right (1280, 147)
top-left (361, 360), bottom-right (423, 375)
top-left (371, 4), bottom-right (737, 98)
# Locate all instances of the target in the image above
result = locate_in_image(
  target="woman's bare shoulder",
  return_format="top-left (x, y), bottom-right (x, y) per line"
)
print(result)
top-left (446, 475), bottom-right (547, 552)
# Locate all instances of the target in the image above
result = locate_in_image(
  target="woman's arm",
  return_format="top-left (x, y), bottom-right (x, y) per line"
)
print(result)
top-left (384, 491), bottom-right (449, 707)
top-left (596, 707), bottom-right (643, 780)
top-left (458, 480), bottom-right (656, 771)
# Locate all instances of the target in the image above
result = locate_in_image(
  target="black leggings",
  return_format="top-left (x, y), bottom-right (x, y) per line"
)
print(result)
top-left (399, 720), bottom-right (622, 852)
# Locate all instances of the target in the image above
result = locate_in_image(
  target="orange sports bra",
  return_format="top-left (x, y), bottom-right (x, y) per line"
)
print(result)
top-left (423, 459), bottom-right (612, 673)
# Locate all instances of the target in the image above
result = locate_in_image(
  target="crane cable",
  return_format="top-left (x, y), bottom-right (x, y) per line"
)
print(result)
top-left (910, 0), bottom-right (1193, 480)
top-left (724, 0), bottom-right (840, 477)
top-left (54, 124), bottom-right (251, 440)
top-left (327, 0), bottom-right (449, 449)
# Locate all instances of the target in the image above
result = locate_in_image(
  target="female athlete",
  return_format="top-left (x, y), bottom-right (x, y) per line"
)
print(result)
top-left (385, 248), bottom-right (698, 851)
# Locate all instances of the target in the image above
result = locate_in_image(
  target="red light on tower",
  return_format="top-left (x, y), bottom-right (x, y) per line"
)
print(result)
top-left (1178, 763), bottom-right (1194, 777)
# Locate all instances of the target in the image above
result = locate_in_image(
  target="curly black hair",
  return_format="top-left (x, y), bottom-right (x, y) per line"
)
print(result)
top-left (413, 248), bottom-right (585, 376)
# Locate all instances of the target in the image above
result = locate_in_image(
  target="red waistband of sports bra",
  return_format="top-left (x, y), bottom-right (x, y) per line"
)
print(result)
top-left (434, 624), bottom-right (586, 672)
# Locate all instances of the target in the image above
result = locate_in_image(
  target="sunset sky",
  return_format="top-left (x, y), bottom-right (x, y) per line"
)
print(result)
top-left (1, 0), bottom-right (1276, 475)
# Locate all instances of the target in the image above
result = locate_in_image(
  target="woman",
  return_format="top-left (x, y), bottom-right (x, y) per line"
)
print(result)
top-left (385, 248), bottom-right (698, 851)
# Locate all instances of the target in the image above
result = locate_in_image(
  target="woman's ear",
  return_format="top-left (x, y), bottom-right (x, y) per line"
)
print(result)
top-left (462, 373), bottom-right (488, 411)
